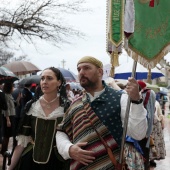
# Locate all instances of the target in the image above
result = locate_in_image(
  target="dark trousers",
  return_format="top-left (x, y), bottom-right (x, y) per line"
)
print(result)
top-left (138, 138), bottom-right (150, 170)
top-left (1, 116), bottom-right (16, 154)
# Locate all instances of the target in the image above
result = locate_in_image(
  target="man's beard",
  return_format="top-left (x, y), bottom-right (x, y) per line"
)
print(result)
top-left (80, 77), bottom-right (95, 89)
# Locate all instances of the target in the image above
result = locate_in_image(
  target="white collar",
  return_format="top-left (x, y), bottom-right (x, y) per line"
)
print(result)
top-left (87, 88), bottom-right (105, 102)
top-left (27, 99), bottom-right (64, 120)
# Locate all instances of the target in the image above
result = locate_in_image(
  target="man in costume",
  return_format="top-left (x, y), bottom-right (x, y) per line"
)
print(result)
top-left (56, 56), bottom-right (148, 170)
top-left (137, 81), bottom-right (156, 170)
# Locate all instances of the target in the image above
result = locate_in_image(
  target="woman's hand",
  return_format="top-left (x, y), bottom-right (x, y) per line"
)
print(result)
top-left (6, 117), bottom-right (11, 127)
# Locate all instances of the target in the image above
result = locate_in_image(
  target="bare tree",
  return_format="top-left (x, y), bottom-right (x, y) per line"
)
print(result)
top-left (0, 49), bottom-right (14, 66)
top-left (13, 55), bottom-right (28, 61)
top-left (0, 0), bottom-right (87, 47)
top-left (0, 48), bottom-right (28, 66)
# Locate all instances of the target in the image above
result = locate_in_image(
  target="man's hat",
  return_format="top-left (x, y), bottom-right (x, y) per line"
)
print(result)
top-left (137, 80), bottom-right (146, 89)
top-left (77, 56), bottom-right (103, 68)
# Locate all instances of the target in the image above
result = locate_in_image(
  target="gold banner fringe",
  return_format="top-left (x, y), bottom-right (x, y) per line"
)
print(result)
top-left (126, 43), bottom-right (170, 69)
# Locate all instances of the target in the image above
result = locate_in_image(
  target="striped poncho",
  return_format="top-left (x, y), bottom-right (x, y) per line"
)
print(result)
top-left (60, 87), bottom-right (123, 170)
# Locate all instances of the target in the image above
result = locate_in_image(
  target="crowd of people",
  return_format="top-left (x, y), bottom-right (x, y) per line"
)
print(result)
top-left (0, 56), bottom-right (167, 170)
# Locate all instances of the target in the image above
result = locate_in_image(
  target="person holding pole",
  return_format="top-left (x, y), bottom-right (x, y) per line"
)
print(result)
top-left (56, 56), bottom-right (148, 170)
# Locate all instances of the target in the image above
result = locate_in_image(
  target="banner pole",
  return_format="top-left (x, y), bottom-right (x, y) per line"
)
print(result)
top-left (119, 60), bottom-right (137, 164)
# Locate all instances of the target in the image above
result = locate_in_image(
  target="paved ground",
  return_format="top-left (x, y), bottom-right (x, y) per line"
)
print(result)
top-left (150, 113), bottom-right (170, 170)
top-left (0, 115), bottom-right (169, 170)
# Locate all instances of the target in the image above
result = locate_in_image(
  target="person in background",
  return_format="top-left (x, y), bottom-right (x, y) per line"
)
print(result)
top-left (1, 83), bottom-right (16, 158)
top-left (56, 56), bottom-right (148, 170)
top-left (65, 83), bottom-right (75, 102)
top-left (137, 80), bottom-right (156, 170)
top-left (8, 67), bottom-right (70, 170)
top-left (117, 83), bottom-right (127, 90)
top-left (104, 77), bottom-right (121, 91)
top-left (30, 83), bottom-right (37, 96)
top-left (159, 94), bottom-right (166, 115)
top-left (34, 84), bottom-right (43, 100)
top-left (20, 83), bottom-right (33, 118)
top-left (0, 84), bottom-right (8, 152)
top-left (12, 85), bottom-right (22, 145)
top-left (149, 100), bottom-right (166, 168)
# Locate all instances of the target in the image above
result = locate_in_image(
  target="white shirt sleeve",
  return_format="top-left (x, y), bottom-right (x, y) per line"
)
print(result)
top-left (16, 135), bottom-right (31, 147)
top-left (120, 93), bottom-right (148, 140)
top-left (56, 131), bottom-right (73, 160)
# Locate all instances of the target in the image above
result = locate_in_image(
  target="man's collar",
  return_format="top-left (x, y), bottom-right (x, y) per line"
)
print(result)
top-left (86, 81), bottom-right (107, 102)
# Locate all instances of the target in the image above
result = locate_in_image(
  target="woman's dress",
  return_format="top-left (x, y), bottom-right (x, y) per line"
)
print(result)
top-left (150, 101), bottom-right (166, 160)
top-left (15, 99), bottom-right (69, 170)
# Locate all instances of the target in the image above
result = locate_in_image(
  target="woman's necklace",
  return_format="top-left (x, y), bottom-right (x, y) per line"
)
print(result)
top-left (42, 96), bottom-right (58, 109)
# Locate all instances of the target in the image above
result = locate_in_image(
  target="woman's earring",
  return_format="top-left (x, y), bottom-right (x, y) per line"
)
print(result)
top-left (57, 86), bottom-right (60, 97)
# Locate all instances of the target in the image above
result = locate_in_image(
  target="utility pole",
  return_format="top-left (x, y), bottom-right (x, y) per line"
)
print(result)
top-left (61, 59), bottom-right (66, 68)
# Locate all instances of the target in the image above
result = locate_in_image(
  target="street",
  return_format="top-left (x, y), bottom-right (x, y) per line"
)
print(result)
top-left (0, 115), bottom-right (169, 170)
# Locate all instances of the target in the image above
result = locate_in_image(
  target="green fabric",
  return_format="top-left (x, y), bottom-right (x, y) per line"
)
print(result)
top-left (18, 115), bottom-right (33, 136)
top-left (110, 0), bottom-right (124, 46)
top-left (129, 0), bottom-right (170, 60)
top-left (21, 143), bottom-right (33, 157)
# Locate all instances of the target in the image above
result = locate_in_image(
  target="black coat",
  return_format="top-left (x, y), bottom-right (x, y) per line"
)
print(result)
top-left (0, 91), bottom-right (7, 126)
top-left (20, 88), bottom-right (33, 117)
top-left (0, 91), bottom-right (7, 111)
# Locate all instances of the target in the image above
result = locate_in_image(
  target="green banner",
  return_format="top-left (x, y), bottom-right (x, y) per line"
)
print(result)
top-left (128, 0), bottom-right (170, 68)
top-left (109, 0), bottom-right (124, 47)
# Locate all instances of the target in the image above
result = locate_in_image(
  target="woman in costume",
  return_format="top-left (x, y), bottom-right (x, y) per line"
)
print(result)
top-left (8, 67), bottom-right (70, 170)
top-left (149, 100), bottom-right (166, 167)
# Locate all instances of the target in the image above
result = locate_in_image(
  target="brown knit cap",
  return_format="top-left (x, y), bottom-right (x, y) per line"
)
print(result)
top-left (77, 56), bottom-right (103, 68)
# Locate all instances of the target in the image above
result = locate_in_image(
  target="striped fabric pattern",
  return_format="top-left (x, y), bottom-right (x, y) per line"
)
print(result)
top-left (60, 87), bottom-right (123, 170)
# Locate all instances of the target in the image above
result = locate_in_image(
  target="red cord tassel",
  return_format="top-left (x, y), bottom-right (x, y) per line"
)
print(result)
top-left (149, 0), bottom-right (154, 7)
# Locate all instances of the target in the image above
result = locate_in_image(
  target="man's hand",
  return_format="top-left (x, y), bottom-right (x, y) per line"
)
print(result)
top-left (69, 142), bottom-right (95, 165)
top-left (125, 77), bottom-right (141, 101)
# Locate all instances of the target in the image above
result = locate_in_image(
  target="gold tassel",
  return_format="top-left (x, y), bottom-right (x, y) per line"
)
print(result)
top-left (111, 50), bottom-right (119, 67)
top-left (109, 48), bottom-right (119, 78)
top-left (147, 69), bottom-right (152, 84)
top-left (109, 66), bottom-right (115, 77)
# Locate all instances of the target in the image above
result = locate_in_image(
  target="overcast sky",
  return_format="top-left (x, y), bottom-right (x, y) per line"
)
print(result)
top-left (9, 0), bottom-right (129, 74)
top-left (8, 0), bottom-right (170, 74)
